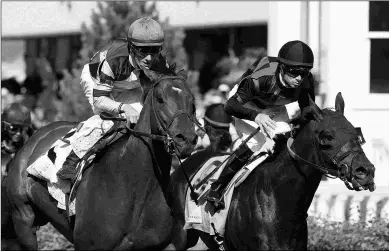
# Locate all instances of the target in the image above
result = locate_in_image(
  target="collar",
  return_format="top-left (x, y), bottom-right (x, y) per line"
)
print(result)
top-left (129, 55), bottom-right (141, 77)
top-left (129, 54), bottom-right (136, 69)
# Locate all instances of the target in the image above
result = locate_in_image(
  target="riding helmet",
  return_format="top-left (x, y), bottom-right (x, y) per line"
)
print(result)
top-left (204, 103), bottom-right (232, 129)
top-left (277, 40), bottom-right (314, 68)
top-left (2, 103), bottom-right (31, 126)
top-left (127, 17), bottom-right (164, 46)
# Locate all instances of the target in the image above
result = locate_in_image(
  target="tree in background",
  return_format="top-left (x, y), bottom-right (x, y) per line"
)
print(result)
top-left (79, 1), bottom-right (188, 70)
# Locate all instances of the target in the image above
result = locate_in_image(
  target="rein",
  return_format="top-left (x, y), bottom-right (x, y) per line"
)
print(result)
top-left (101, 74), bottom-right (198, 196)
top-left (286, 136), bottom-right (365, 191)
top-left (100, 75), bottom-right (193, 154)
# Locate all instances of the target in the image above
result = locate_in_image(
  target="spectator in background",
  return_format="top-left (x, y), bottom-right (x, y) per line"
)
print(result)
top-left (1, 103), bottom-right (34, 176)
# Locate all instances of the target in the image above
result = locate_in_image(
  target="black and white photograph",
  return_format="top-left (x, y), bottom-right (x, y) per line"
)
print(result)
top-left (1, 1), bottom-right (389, 250)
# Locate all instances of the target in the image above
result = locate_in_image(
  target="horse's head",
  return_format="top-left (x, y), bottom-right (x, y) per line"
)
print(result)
top-left (141, 69), bottom-right (197, 158)
top-left (299, 92), bottom-right (375, 192)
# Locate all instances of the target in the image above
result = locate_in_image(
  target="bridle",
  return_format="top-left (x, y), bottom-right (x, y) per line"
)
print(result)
top-left (105, 75), bottom-right (200, 155)
top-left (287, 128), bottom-right (367, 191)
top-left (148, 75), bottom-right (201, 154)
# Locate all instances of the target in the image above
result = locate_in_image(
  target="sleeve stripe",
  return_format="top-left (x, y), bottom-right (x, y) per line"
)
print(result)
top-left (93, 89), bottom-right (111, 97)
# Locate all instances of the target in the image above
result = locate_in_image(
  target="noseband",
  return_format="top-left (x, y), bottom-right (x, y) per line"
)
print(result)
top-left (287, 136), bottom-right (366, 191)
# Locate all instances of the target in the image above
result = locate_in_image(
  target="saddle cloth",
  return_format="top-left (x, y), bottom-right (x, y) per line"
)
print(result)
top-left (184, 150), bottom-right (270, 237)
top-left (26, 133), bottom-right (77, 215)
top-left (184, 121), bottom-right (292, 237)
top-left (26, 115), bottom-right (115, 216)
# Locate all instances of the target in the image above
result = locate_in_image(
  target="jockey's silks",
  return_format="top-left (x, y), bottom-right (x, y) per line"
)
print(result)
top-left (226, 56), bottom-right (316, 121)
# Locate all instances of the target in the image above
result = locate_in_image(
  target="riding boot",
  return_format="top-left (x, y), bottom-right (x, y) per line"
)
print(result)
top-left (206, 144), bottom-right (253, 210)
top-left (57, 150), bottom-right (80, 182)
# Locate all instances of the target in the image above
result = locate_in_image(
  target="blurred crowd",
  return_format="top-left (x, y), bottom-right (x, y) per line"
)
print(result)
top-left (1, 45), bottom-right (267, 175)
top-left (1, 57), bottom-right (92, 129)
top-left (191, 47), bottom-right (267, 119)
top-left (2, 47), bottom-right (267, 130)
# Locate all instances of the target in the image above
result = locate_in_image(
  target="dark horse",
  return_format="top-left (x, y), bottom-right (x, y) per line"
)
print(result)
top-left (4, 69), bottom-right (198, 250)
top-left (169, 93), bottom-right (376, 250)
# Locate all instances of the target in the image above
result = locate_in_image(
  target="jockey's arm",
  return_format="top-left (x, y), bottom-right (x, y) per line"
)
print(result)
top-left (92, 61), bottom-right (130, 115)
top-left (225, 76), bottom-right (307, 123)
top-left (225, 77), bottom-right (263, 121)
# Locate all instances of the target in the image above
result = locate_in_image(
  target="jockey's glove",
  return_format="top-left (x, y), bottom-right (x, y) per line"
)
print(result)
top-left (122, 104), bottom-right (140, 126)
top-left (254, 113), bottom-right (276, 138)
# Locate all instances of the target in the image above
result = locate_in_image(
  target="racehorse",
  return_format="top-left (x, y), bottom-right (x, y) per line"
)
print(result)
top-left (4, 69), bottom-right (198, 250)
top-left (169, 93), bottom-right (376, 250)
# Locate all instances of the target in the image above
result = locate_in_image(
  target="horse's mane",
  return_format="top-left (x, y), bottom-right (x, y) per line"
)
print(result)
top-left (265, 107), bottom-right (338, 166)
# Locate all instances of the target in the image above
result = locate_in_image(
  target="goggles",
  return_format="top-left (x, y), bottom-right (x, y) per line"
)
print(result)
top-left (283, 65), bottom-right (311, 78)
top-left (131, 44), bottom-right (162, 57)
top-left (2, 121), bottom-right (25, 134)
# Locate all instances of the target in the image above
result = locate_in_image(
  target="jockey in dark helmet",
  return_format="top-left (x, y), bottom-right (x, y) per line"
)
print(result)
top-left (1, 103), bottom-right (34, 174)
top-left (203, 103), bottom-right (234, 153)
top-left (58, 17), bottom-right (177, 180)
top-left (206, 40), bottom-right (323, 209)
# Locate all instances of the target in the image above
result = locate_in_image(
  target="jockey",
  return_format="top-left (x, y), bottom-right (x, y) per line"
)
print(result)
top-left (58, 17), bottom-right (174, 178)
top-left (206, 40), bottom-right (322, 208)
top-left (1, 103), bottom-right (33, 174)
top-left (202, 103), bottom-right (234, 153)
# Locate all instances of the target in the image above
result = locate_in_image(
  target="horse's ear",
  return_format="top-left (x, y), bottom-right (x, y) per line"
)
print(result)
top-left (335, 92), bottom-right (345, 115)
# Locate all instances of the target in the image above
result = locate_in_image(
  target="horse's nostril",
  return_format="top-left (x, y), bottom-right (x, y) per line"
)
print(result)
top-left (355, 166), bottom-right (368, 174)
top-left (354, 166), bottom-right (369, 179)
top-left (175, 134), bottom-right (186, 142)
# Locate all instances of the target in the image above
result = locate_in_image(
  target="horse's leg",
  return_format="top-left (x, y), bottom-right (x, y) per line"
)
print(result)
top-left (27, 178), bottom-right (74, 243)
top-left (2, 179), bottom-right (22, 250)
top-left (1, 238), bottom-right (22, 250)
top-left (11, 203), bottom-right (37, 250)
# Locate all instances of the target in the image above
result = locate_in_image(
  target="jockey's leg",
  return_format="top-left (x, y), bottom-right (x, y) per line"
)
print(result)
top-left (12, 204), bottom-right (38, 250)
top-left (56, 115), bottom-right (115, 181)
top-left (206, 143), bottom-right (253, 210)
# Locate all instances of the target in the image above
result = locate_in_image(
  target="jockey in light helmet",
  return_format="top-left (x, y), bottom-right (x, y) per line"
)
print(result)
top-left (58, 17), bottom-right (175, 181)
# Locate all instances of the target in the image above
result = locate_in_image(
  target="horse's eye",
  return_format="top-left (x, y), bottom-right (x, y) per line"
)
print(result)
top-left (323, 133), bottom-right (334, 141)
top-left (156, 95), bottom-right (164, 103)
top-left (319, 131), bottom-right (335, 148)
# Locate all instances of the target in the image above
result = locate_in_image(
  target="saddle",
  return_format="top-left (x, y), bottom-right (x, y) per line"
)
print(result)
top-left (81, 120), bottom-right (127, 163)
top-left (66, 115), bottom-right (128, 210)
top-left (74, 114), bottom-right (128, 177)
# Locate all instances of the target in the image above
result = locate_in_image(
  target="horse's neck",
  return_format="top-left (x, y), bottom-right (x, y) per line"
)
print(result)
top-left (257, 127), bottom-right (323, 216)
top-left (122, 101), bottom-right (172, 185)
top-left (286, 126), bottom-right (324, 209)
